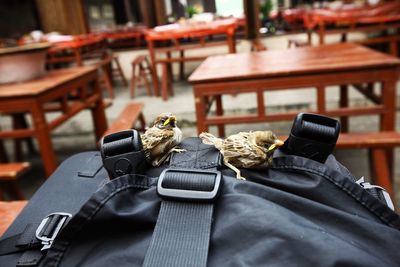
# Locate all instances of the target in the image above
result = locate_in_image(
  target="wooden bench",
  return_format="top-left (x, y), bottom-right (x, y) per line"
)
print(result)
top-left (0, 162), bottom-right (30, 200)
top-left (130, 55), bottom-right (153, 98)
top-left (0, 200), bottom-right (27, 236)
top-left (102, 102), bottom-right (146, 138)
top-left (278, 131), bottom-right (400, 200)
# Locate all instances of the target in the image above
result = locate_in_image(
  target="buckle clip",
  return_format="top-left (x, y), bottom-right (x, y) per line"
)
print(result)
top-left (35, 212), bottom-right (72, 251)
top-left (100, 130), bottom-right (146, 179)
top-left (157, 168), bottom-right (222, 202)
top-left (286, 113), bottom-right (340, 163)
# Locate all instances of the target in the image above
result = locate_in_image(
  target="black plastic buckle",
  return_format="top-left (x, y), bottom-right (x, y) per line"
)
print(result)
top-left (286, 113), bottom-right (340, 163)
top-left (35, 212), bottom-right (72, 251)
top-left (100, 130), bottom-right (146, 179)
top-left (157, 168), bottom-right (222, 202)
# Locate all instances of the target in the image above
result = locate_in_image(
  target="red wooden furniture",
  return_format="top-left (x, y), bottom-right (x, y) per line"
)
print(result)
top-left (130, 55), bottom-right (153, 98)
top-left (0, 200), bottom-right (27, 236)
top-left (189, 43), bottom-right (400, 198)
top-left (304, 1), bottom-right (400, 56)
top-left (46, 34), bottom-right (106, 66)
top-left (0, 66), bottom-right (108, 177)
top-left (145, 18), bottom-right (238, 99)
top-left (0, 162), bottom-right (30, 200)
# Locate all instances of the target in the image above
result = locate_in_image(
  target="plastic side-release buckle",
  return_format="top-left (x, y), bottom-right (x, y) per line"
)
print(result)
top-left (286, 113), bottom-right (341, 163)
top-left (35, 212), bottom-right (72, 251)
top-left (357, 177), bottom-right (395, 210)
top-left (100, 129), bottom-right (146, 179)
top-left (157, 168), bottom-right (222, 202)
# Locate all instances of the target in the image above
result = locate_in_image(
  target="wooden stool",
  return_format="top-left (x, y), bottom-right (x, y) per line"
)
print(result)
top-left (0, 162), bottom-right (30, 200)
top-left (95, 57), bottom-right (115, 98)
top-left (130, 55), bottom-right (153, 98)
top-left (287, 39), bottom-right (311, 48)
top-left (102, 51), bottom-right (128, 87)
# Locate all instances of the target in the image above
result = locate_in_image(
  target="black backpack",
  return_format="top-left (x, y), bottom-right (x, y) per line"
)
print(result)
top-left (1, 113), bottom-right (399, 267)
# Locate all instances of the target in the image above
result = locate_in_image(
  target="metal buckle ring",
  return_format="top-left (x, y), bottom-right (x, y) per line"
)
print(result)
top-left (35, 212), bottom-right (72, 251)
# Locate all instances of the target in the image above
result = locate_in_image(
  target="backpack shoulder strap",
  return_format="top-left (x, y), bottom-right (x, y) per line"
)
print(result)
top-left (143, 137), bottom-right (222, 267)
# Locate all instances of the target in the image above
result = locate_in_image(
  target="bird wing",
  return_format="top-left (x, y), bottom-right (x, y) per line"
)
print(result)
top-left (222, 132), bottom-right (266, 168)
top-left (199, 132), bottom-right (224, 150)
top-left (142, 127), bottom-right (175, 158)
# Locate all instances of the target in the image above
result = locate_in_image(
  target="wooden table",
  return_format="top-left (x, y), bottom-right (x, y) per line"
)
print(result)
top-left (46, 34), bottom-right (106, 66)
top-left (0, 66), bottom-right (108, 177)
top-left (303, 2), bottom-right (400, 56)
top-left (189, 43), bottom-right (400, 196)
top-left (145, 18), bottom-right (238, 97)
top-left (189, 43), bottom-right (400, 136)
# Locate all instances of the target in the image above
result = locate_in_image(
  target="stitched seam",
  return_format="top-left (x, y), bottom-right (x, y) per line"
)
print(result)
top-left (272, 164), bottom-right (397, 228)
top-left (51, 183), bottom-right (147, 266)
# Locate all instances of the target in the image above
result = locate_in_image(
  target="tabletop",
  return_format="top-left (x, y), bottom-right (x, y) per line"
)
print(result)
top-left (145, 18), bottom-right (237, 41)
top-left (0, 66), bottom-right (97, 98)
top-left (189, 43), bottom-right (400, 83)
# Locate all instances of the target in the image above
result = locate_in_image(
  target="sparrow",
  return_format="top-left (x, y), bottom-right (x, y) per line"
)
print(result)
top-left (200, 131), bottom-right (284, 180)
top-left (141, 113), bottom-right (183, 167)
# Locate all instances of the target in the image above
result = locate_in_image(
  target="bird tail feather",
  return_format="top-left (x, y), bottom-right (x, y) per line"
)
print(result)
top-left (199, 132), bottom-right (224, 150)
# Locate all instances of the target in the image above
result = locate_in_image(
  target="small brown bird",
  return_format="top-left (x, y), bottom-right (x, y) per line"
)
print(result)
top-left (141, 113), bottom-right (183, 167)
top-left (200, 131), bottom-right (284, 180)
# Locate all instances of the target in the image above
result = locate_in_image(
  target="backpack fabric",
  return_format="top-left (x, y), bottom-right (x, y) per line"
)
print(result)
top-left (1, 137), bottom-right (400, 267)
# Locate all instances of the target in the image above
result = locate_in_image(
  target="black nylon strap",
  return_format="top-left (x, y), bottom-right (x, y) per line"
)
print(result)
top-left (16, 250), bottom-right (43, 267)
top-left (143, 138), bottom-right (221, 267)
top-left (0, 224), bottom-right (39, 255)
top-left (143, 201), bottom-right (213, 267)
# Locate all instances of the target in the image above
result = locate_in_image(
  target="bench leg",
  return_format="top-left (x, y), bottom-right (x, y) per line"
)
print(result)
top-left (0, 140), bottom-right (8, 163)
top-left (113, 57), bottom-right (128, 87)
top-left (339, 85), bottom-right (349, 132)
top-left (369, 148), bottom-right (395, 201)
top-left (140, 64), bottom-right (152, 96)
top-left (130, 64), bottom-right (137, 98)
top-left (161, 63), bottom-right (169, 101)
top-left (215, 95), bottom-right (225, 137)
top-left (138, 113), bottom-right (146, 132)
top-left (179, 50), bottom-right (185, 80)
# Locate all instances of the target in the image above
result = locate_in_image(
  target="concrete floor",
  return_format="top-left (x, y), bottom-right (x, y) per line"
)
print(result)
top-left (1, 32), bottom-right (400, 208)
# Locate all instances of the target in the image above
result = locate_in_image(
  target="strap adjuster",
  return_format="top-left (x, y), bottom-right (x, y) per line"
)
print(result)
top-left (157, 168), bottom-right (222, 202)
top-left (35, 212), bottom-right (72, 251)
top-left (357, 178), bottom-right (395, 211)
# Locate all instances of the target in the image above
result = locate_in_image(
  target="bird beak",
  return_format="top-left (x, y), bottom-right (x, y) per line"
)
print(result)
top-left (163, 116), bottom-right (176, 126)
top-left (267, 139), bottom-right (284, 152)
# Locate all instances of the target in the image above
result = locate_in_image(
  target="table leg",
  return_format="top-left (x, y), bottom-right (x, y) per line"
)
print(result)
top-left (318, 22), bottom-right (325, 45)
top-left (339, 85), bottom-right (349, 132)
top-left (227, 33), bottom-right (236, 53)
top-left (179, 50), bottom-right (185, 80)
top-left (380, 78), bottom-right (396, 184)
top-left (90, 80), bottom-right (108, 141)
top-left (316, 86), bottom-right (326, 113)
top-left (31, 103), bottom-right (57, 177)
top-left (161, 63), bottom-right (169, 101)
top-left (215, 95), bottom-right (225, 137)
top-left (74, 48), bottom-right (83, 66)
top-left (194, 92), bottom-right (208, 135)
top-left (147, 40), bottom-right (160, 96)
top-left (369, 148), bottom-right (395, 202)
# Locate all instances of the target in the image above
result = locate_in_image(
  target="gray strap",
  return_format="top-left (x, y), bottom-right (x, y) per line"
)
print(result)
top-left (143, 201), bottom-right (213, 267)
top-left (143, 167), bottom-right (221, 267)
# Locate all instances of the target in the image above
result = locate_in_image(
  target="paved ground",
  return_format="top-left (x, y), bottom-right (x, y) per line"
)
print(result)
top-left (1, 32), bottom-right (399, 208)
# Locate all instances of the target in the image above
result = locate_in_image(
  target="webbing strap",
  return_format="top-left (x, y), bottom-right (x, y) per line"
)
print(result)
top-left (143, 201), bottom-right (213, 267)
top-left (143, 168), bottom-right (220, 267)
top-left (0, 224), bottom-right (39, 255)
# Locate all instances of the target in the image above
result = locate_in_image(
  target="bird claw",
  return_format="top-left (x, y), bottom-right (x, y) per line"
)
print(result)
top-left (172, 148), bottom-right (186, 153)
